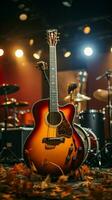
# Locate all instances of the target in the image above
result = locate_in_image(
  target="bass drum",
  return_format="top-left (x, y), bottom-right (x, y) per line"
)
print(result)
top-left (79, 109), bottom-right (105, 149)
top-left (84, 128), bottom-right (100, 166)
top-left (74, 123), bottom-right (100, 166)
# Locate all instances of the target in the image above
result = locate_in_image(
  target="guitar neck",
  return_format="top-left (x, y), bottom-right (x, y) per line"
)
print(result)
top-left (49, 45), bottom-right (59, 112)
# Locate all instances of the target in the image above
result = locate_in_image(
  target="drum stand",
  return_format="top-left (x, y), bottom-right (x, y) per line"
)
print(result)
top-left (0, 95), bottom-right (20, 165)
top-left (106, 71), bottom-right (112, 140)
top-left (101, 71), bottom-right (112, 167)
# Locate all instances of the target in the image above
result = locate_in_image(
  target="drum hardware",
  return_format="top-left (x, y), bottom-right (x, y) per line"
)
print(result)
top-left (64, 92), bottom-right (91, 103)
top-left (64, 92), bottom-right (91, 122)
top-left (102, 142), bottom-right (112, 167)
top-left (96, 69), bottom-right (112, 140)
top-left (0, 98), bottom-right (29, 128)
top-left (0, 84), bottom-right (20, 164)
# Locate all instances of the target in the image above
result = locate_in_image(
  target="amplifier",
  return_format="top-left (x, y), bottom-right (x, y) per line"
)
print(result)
top-left (0, 127), bottom-right (33, 161)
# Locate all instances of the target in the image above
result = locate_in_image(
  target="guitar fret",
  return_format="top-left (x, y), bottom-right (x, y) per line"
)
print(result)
top-left (49, 40), bottom-right (59, 112)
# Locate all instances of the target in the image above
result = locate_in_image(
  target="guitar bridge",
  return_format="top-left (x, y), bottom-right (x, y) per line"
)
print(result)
top-left (42, 137), bottom-right (65, 146)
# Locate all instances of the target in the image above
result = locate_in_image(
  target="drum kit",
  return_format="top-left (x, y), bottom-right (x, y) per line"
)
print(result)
top-left (0, 83), bottom-right (34, 164)
top-left (0, 83), bottom-right (34, 129)
top-left (64, 70), bottom-right (112, 167)
top-left (0, 69), bottom-right (111, 167)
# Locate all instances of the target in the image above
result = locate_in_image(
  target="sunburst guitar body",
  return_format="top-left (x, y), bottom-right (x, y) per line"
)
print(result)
top-left (24, 99), bottom-right (85, 175)
top-left (23, 29), bottom-right (85, 176)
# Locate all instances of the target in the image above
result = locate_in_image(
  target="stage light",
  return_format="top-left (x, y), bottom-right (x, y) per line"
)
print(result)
top-left (29, 39), bottom-right (34, 46)
top-left (0, 49), bottom-right (4, 56)
top-left (33, 50), bottom-right (42, 60)
top-left (83, 25), bottom-right (91, 34)
top-left (19, 13), bottom-right (28, 21)
top-left (83, 46), bottom-right (93, 56)
top-left (15, 49), bottom-right (24, 58)
top-left (64, 50), bottom-right (71, 58)
top-left (62, 0), bottom-right (73, 7)
top-left (79, 71), bottom-right (87, 76)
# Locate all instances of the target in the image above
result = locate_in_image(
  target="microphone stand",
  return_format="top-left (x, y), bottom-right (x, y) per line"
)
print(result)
top-left (36, 61), bottom-right (49, 86)
top-left (106, 72), bottom-right (112, 140)
top-left (96, 70), bottom-right (112, 140)
top-left (96, 70), bottom-right (112, 167)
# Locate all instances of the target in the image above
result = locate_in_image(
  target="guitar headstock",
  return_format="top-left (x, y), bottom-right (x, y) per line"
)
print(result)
top-left (47, 29), bottom-right (59, 46)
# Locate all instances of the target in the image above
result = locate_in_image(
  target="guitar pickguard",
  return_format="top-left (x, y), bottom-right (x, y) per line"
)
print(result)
top-left (57, 111), bottom-right (73, 137)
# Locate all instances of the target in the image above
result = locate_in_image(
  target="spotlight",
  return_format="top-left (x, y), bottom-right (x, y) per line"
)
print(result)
top-left (83, 47), bottom-right (93, 56)
top-left (64, 50), bottom-right (71, 58)
top-left (19, 13), bottom-right (28, 21)
top-left (62, 0), bottom-right (73, 7)
top-left (83, 25), bottom-right (91, 34)
top-left (15, 49), bottom-right (24, 58)
top-left (29, 38), bottom-right (34, 46)
top-left (0, 49), bottom-right (4, 56)
top-left (33, 50), bottom-right (42, 60)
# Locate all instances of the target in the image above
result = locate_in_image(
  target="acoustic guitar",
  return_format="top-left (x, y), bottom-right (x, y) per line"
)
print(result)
top-left (23, 29), bottom-right (85, 176)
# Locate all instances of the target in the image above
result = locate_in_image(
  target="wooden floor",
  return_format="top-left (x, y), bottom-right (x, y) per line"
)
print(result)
top-left (0, 162), bottom-right (112, 200)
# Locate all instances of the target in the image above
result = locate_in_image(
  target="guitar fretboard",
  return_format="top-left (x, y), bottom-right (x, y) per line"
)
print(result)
top-left (49, 46), bottom-right (58, 112)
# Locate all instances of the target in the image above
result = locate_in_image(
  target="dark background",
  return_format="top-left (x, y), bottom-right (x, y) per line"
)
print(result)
top-left (0, 0), bottom-right (112, 126)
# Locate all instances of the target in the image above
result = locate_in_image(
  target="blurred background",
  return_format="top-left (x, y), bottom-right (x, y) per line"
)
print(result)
top-left (0, 0), bottom-right (112, 139)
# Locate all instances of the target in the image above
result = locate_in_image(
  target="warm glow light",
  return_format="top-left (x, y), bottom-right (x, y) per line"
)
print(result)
top-left (110, 47), bottom-right (112, 53)
top-left (19, 13), bottom-right (28, 21)
top-left (83, 47), bottom-right (93, 56)
top-left (0, 49), bottom-right (4, 56)
top-left (15, 49), bottom-right (24, 57)
top-left (64, 51), bottom-right (71, 58)
top-left (33, 53), bottom-right (40, 59)
top-left (33, 50), bottom-right (42, 60)
top-left (29, 39), bottom-right (34, 46)
top-left (83, 26), bottom-right (91, 34)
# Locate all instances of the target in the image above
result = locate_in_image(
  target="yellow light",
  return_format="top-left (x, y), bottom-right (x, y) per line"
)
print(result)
top-left (83, 26), bottom-right (91, 34)
top-left (83, 47), bottom-right (93, 56)
top-left (0, 49), bottom-right (4, 56)
top-left (19, 13), bottom-right (28, 21)
top-left (33, 50), bottom-right (42, 60)
top-left (29, 39), bottom-right (34, 46)
top-left (64, 51), bottom-right (71, 58)
top-left (110, 47), bottom-right (112, 53)
top-left (33, 53), bottom-right (40, 59)
top-left (15, 49), bottom-right (24, 58)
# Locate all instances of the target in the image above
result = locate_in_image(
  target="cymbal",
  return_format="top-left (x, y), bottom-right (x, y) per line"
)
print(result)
top-left (64, 93), bottom-right (91, 102)
top-left (0, 122), bottom-right (13, 128)
top-left (93, 89), bottom-right (112, 102)
top-left (0, 84), bottom-right (20, 95)
top-left (15, 101), bottom-right (29, 107)
top-left (0, 101), bottom-right (15, 108)
top-left (0, 100), bottom-right (29, 108)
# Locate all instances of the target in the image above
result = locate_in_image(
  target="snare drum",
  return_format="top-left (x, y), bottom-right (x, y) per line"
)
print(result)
top-left (74, 123), bottom-right (99, 165)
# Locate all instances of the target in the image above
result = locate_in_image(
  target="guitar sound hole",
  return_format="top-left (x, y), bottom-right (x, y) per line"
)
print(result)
top-left (47, 112), bottom-right (62, 125)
